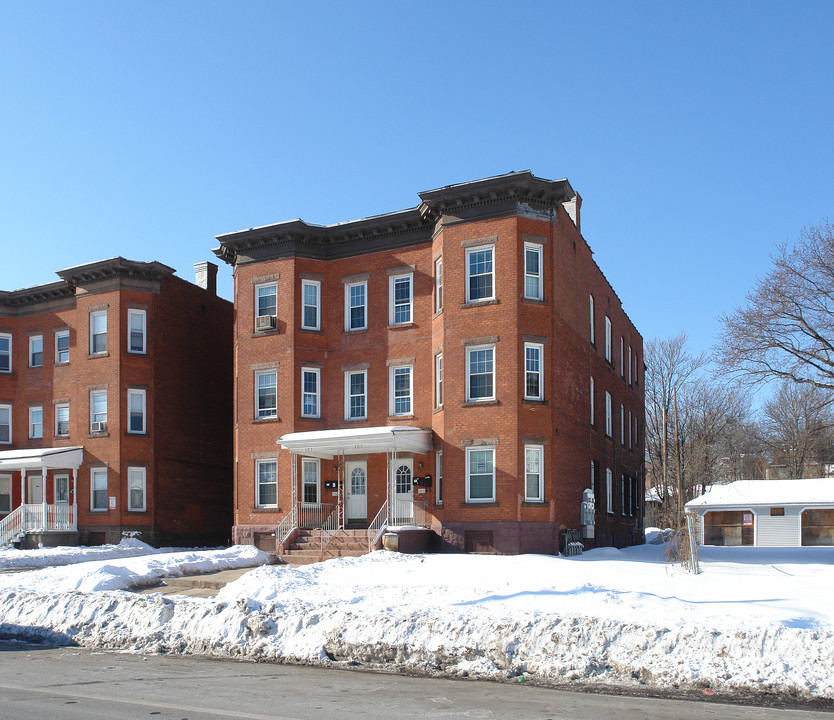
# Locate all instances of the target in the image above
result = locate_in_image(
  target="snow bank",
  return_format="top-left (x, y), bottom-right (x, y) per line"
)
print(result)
top-left (0, 538), bottom-right (159, 569)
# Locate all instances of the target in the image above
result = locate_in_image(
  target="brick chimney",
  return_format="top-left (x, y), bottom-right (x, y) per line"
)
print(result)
top-left (194, 261), bottom-right (218, 295)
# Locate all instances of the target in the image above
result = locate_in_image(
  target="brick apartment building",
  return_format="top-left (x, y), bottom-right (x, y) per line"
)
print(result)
top-left (0, 257), bottom-right (233, 547)
top-left (215, 171), bottom-right (644, 555)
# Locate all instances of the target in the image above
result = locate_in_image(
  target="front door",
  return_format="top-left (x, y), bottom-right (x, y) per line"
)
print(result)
top-left (28, 474), bottom-right (43, 504)
top-left (392, 458), bottom-right (413, 524)
top-left (345, 460), bottom-right (367, 522)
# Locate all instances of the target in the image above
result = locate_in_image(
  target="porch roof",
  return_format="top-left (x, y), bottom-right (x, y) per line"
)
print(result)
top-left (277, 426), bottom-right (432, 459)
top-left (0, 446), bottom-right (84, 471)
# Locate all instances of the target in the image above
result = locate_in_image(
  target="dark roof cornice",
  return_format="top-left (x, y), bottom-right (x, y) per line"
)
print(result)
top-left (0, 281), bottom-right (75, 313)
top-left (56, 257), bottom-right (176, 287)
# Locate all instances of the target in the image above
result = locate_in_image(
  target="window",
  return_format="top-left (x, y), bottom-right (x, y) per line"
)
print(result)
top-left (524, 343), bottom-right (543, 400)
top-left (29, 406), bottom-right (42, 439)
top-left (389, 365), bottom-right (412, 416)
top-left (628, 410), bottom-right (632, 449)
top-left (466, 345), bottom-right (495, 402)
top-left (389, 273), bottom-right (412, 325)
top-left (604, 316), bottom-right (612, 362)
top-left (301, 279), bottom-right (320, 330)
top-left (301, 368), bottom-right (320, 418)
top-left (589, 295), bottom-right (595, 344)
top-left (90, 390), bottom-right (107, 432)
top-left (466, 447), bottom-right (495, 503)
top-left (128, 309), bottom-right (147, 354)
top-left (634, 353), bottom-right (639, 385)
top-left (435, 450), bottom-right (443, 505)
top-left (605, 392), bottom-right (612, 437)
top-left (621, 475), bottom-right (627, 516)
top-left (128, 467), bottom-right (146, 511)
top-left (128, 389), bottom-right (146, 433)
top-left (0, 333), bottom-right (10, 373)
top-left (620, 337), bottom-right (624, 377)
top-left (90, 311), bottom-right (107, 354)
top-left (255, 370), bottom-right (277, 419)
top-left (256, 282), bottom-right (277, 318)
top-left (590, 377), bottom-right (595, 426)
top-left (345, 370), bottom-right (367, 420)
top-left (302, 458), bottom-right (319, 504)
top-left (435, 353), bottom-right (443, 408)
top-left (605, 468), bottom-right (613, 513)
top-left (591, 461), bottom-right (597, 500)
top-left (91, 468), bottom-right (107, 511)
top-left (525, 445), bottom-right (544, 502)
top-left (466, 246), bottom-right (494, 302)
top-left (55, 403), bottom-right (69, 437)
top-left (54, 475), bottom-right (69, 503)
top-left (435, 257), bottom-right (443, 312)
top-left (55, 330), bottom-right (69, 364)
top-left (256, 459), bottom-right (277, 507)
top-left (620, 404), bottom-right (625, 445)
top-left (29, 335), bottom-right (43, 367)
top-left (0, 475), bottom-right (10, 512)
top-left (628, 345), bottom-right (632, 385)
top-left (0, 405), bottom-right (10, 444)
top-left (524, 243), bottom-right (543, 300)
top-left (345, 281), bottom-right (367, 331)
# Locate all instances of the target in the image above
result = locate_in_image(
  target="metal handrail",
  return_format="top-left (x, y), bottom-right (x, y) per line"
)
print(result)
top-left (367, 499), bottom-right (389, 552)
top-left (274, 506), bottom-right (297, 552)
top-left (0, 503), bottom-right (77, 546)
top-left (319, 503), bottom-right (341, 553)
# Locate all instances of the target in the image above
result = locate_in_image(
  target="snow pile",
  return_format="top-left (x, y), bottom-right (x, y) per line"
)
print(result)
top-left (0, 544), bottom-right (832, 698)
top-left (0, 538), bottom-right (159, 569)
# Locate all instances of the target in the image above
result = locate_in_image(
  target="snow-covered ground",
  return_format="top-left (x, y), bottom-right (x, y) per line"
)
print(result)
top-left (0, 537), bottom-right (832, 699)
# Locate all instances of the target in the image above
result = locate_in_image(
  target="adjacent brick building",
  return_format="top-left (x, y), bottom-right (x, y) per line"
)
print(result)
top-left (0, 258), bottom-right (233, 547)
top-left (215, 171), bottom-right (645, 555)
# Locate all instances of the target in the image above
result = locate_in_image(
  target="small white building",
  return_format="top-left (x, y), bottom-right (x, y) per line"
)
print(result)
top-left (685, 479), bottom-right (834, 547)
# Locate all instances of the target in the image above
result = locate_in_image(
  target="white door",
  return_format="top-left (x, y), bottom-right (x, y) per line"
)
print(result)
top-left (392, 459), bottom-right (413, 524)
top-left (345, 461), bottom-right (367, 521)
top-left (28, 474), bottom-right (43, 504)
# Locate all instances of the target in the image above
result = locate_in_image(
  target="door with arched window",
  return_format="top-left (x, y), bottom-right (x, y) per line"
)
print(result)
top-left (392, 459), bottom-right (413, 524)
top-left (345, 460), bottom-right (367, 522)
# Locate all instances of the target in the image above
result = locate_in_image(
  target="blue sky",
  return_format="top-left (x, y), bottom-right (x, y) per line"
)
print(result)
top-left (1, 1), bottom-right (832, 360)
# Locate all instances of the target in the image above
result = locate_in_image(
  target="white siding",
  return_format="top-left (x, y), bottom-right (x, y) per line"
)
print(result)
top-left (755, 509), bottom-right (801, 547)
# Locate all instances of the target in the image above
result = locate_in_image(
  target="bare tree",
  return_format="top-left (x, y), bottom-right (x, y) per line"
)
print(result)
top-left (717, 221), bottom-right (834, 390)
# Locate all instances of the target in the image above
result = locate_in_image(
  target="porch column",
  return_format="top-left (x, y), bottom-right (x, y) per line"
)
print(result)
top-left (41, 465), bottom-right (48, 529)
top-left (20, 468), bottom-right (26, 506)
top-left (71, 469), bottom-right (77, 530)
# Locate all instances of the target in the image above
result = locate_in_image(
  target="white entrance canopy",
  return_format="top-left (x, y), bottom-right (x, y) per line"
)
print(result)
top-left (0, 446), bottom-right (84, 471)
top-left (277, 427), bottom-right (432, 460)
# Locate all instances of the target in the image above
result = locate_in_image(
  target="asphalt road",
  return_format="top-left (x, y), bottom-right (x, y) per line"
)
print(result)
top-left (0, 641), bottom-right (831, 720)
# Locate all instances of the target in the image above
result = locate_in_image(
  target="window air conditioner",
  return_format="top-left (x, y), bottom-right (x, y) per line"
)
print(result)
top-left (91, 421), bottom-right (107, 433)
top-left (255, 315), bottom-right (276, 331)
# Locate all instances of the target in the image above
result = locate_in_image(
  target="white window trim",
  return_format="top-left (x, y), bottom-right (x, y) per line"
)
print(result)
top-left (54, 473), bottom-right (69, 504)
top-left (604, 316), bottom-right (612, 362)
top-left (605, 391), bottom-right (612, 437)
top-left (344, 369), bottom-right (367, 420)
top-left (606, 468), bottom-right (613, 514)
top-left (628, 410), bottom-right (633, 449)
top-left (0, 405), bottom-right (11, 444)
top-left (29, 406), bottom-right (43, 440)
top-left (55, 330), bottom-right (70, 364)
top-left (90, 390), bottom-right (107, 431)
top-left (55, 403), bottom-right (69, 437)
top-left (255, 281), bottom-right (278, 317)
top-left (628, 345), bottom-right (633, 385)
top-left (620, 404), bottom-right (625, 445)
top-left (466, 344), bottom-right (496, 402)
top-left (301, 279), bottom-right (321, 331)
top-left (435, 353), bottom-right (443, 409)
top-left (621, 475), bottom-right (627, 516)
top-left (590, 376), bottom-right (595, 427)
top-left (127, 466), bottom-right (147, 511)
top-left (523, 242), bottom-right (543, 300)
top-left (524, 444), bottom-right (544, 502)
top-left (435, 449), bottom-right (443, 505)
top-left (0, 474), bottom-right (11, 514)
top-left (29, 335), bottom-right (43, 368)
top-left (465, 245), bottom-right (495, 303)
top-left (301, 367), bottom-right (321, 418)
top-left (301, 457), bottom-right (320, 505)
top-left (127, 308), bottom-right (147, 354)
top-left (0, 333), bottom-right (11, 373)
top-left (465, 446), bottom-right (496, 503)
top-left (255, 369), bottom-right (278, 419)
top-left (90, 310), bottom-right (107, 355)
top-left (91, 467), bottom-right (108, 512)
top-left (435, 257), bottom-right (443, 313)
top-left (524, 342), bottom-right (544, 401)
top-left (620, 337), bottom-right (624, 377)
top-left (344, 280), bottom-right (368, 332)
top-left (127, 389), bottom-right (146, 434)
top-left (389, 364), bottom-right (413, 417)
top-left (388, 273), bottom-right (413, 325)
top-left (589, 295), bottom-right (595, 344)
top-left (255, 458), bottom-right (278, 508)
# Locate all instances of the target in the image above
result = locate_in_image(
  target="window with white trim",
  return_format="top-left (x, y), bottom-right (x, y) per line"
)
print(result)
top-left (301, 279), bottom-right (321, 330)
top-left (524, 343), bottom-right (543, 400)
top-left (90, 311), bottom-right (107, 354)
top-left (256, 459), bottom-right (277, 507)
top-left (435, 450), bottom-right (443, 505)
top-left (628, 410), bottom-right (632, 448)
top-left (620, 337), bottom-right (624, 377)
top-left (128, 309), bottom-right (147, 354)
top-left (54, 474), bottom-right (69, 503)
top-left (621, 475), bottom-right (627, 516)
top-left (435, 257), bottom-right (443, 313)
top-left (127, 389), bottom-right (146, 433)
top-left (301, 367), bottom-right (320, 418)
top-left (29, 335), bottom-right (43, 368)
top-left (634, 353), bottom-right (639, 385)
top-left (389, 273), bottom-right (412, 325)
top-left (605, 468), bottom-right (613, 513)
top-left (345, 280), bottom-right (367, 331)
top-left (128, 467), bottom-right (146, 511)
top-left (466, 345), bottom-right (495, 402)
top-left (345, 370), bottom-right (367, 420)
top-left (90, 390), bottom-right (107, 432)
top-left (55, 330), bottom-right (69, 364)
top-left (55, 403), bottom-right (69, 437)
top-left (466, 246), bottom-right (494, 302)
top-left (466, 446), bottom-right (495, 503)
top-left (525, 445), bottom-right (544, 502)
top-left (0, 475), bottom-right (10, 513)
top-left (389, 365), bottom-right (412, 416)
top-left (524, 243), bottom-right (543, 300)
top-left (589, 295), bottom-right (595, 344)
top-left (605, 391), bottom-right (612, 437)
top-left (628, 345), bottom-right (632, 385)
top-left (29, 406), bottom-right (42, 439)
top-left (604, 316), bottom-right (611, 362)
top-left (590, 376), bottom-right (595, 426)
top-left (435, 353), bottom-right (443, 408)
top-left (91, 468), bottom-right (107, 511)
top-left (0, 405), bottom-right (11, 444)
top-left (0, 333), bottom-right (11, 373)
top-left (302, 457), bottom-right (319, 504)
top-left (256, 282), bottom-right (277, 319)
top-left (620, 404), bottom-right (625, 445)
top-left (255, 370), bottom-right (277, 419)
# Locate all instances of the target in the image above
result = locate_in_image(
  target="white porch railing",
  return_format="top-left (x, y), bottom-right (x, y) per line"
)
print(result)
top-left (275, 506), bottom-right (298, 552)
top-left (318, 504), bottom-right (341, 553)
top-left (0, 503), bottom-right (77, 546)
top-left (367, 499), bottom-right (389, 552)
top-left (297, 502), bottom-right (334, 529)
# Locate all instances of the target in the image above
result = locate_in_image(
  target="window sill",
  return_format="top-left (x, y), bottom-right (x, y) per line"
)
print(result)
top-left (434, 502), bottom-right (444, 508)
top-left (29, 365), bottom-right (43, 370)
top-left (344, 417), bottom-right (369, 423)
top-left (461, 400), bottom-right (498, 407)
top-left (55, 361), bottom-right (70, 366)
top-left (126, 432), bottom-right (149, 437)
top-left (298, 416), bottom-right (323, 421)
top-left (389, 414), bottom-right (415, 420)
top-left (462, 299), bottom-right (499, 309)
top-left (251, 507), bottom-right (281, 513)
top-left (126, 509), bottom-right (148, 514)
top-left (522, 501), bottom-right (547, 507)
top-left (388, 322), bottom-right (416, 330)
top-left (252, 417), bottom-right (280, 424)
top-left (521, 298), bottom-right (547, 306)
top-left (522, 398), bottom-right (548, 406)
top-left (126, 351), bottom-right (148, 356)
top-left (461, 501), bottom-right (498, 507)
top-left (87, 352), bottom-right (110, 360)
top-left (298, 328), bottom-right (321, 334)
top-left (432, 309), bottom-right (443, 320)
top-left (250, 329), bottom-right (280, 338)
top-left (87, 432), bottom-right (110, 439)
top-left (344, 327), bottom-right (368, 334)
top-left (54, 435), bottom-right (70, 440)
top-left (433, 406), bottom-right (443, 414)
top-left (89, 509), bottom-right (109, 513)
